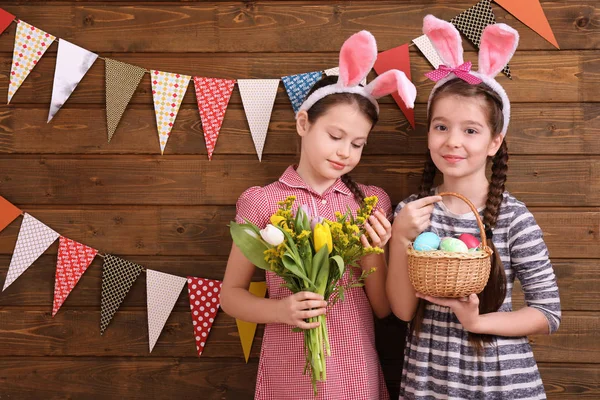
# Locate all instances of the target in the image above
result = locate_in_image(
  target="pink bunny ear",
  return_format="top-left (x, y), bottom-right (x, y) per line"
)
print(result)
top-left (365, 70), bottom-right (417, 109)
top-left (338, 31), bottom-right (377, 87)
top-left (423, 15), bottom-right (464, 67)
top-left (479, 23), bottom-right (519, 78)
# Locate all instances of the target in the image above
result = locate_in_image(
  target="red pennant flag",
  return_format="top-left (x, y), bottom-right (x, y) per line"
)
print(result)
top-left (0, 8), bottom-right (14, 35)
top-left (0, 195), bottom-right (22, 233)
top-left (494, 0), bottom-right (559, 49)
top-left (187, 277), bottom-right (222, 356)
top-left (373, 44), bottom-right (415, 128)
top-left (193, 77), bottom-right (236, 160)
top-left (53, 237), bottom-right (98, 316)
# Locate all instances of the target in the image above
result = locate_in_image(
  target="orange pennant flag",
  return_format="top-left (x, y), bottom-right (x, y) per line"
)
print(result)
top-left (236, 281), bottom-right (267, 362)
top-left (0, 196), bottom-right (22, 233)
top-left (494, 0), bottom-right (559, 49)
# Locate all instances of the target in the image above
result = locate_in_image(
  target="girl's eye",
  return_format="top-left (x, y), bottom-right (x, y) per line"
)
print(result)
top-left (329, 134), bottom-right (341, 141)
top-left (434, 125), bottom-right (447, 131)
top-left (351, 143), bottom-right (365, 149)
top-left (466, 128), bottom-right (478, 135)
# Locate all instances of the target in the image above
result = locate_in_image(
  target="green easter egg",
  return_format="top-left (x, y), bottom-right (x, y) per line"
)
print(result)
top-left (440, 237), bottom-right (469, 253)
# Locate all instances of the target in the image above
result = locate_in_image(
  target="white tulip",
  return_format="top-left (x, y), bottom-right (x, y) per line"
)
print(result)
top-left (259, 224), bottom-right (285, 246)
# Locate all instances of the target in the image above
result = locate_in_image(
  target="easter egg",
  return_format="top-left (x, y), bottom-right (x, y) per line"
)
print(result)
top-left (440, 237), bottom-right (469, 253)
top-left (413, 232), bottom-right (441, 251)
top-left (458, 233), bottom-right (480, 249)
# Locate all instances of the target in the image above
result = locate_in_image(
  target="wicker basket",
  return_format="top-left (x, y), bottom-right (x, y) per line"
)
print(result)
top-left (407, 192), bottom-right (492, 298)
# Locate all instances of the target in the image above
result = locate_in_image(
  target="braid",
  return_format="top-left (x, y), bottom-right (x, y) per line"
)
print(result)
top-left (418, 151), bottom-right (438, 199)
top-left (341, 174), bottom-right (365, 204)
top-left (484, 140), bottom-right (508, 230)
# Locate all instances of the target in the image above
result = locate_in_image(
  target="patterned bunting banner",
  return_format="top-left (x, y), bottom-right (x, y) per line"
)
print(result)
top-left (100, 254), bottom-right (144, 335)
top-left (151, 70), bottom-right (191, 154)
top-left (0, 8), bottom-right (14, 35)
top-left (147, 269), bottom-right (187, 352)
top-left (104, 58), bottom-right (147, 142)
top-left (187, 277), bottom-right (222, 356)
top-left (52, 236), bottom-right (98, 316)
top-left (413, 35), bottom-right (444, 69)
top-left (282, 71), bottom-right (322, 114)
top-left (237, 79), bottom-right (279, 162)
top-left (494, 0), bottom-right (559, 48)
top-left (8, 21), bottom-right (56, 104)
top-left (193, 77), bottom-right (236, 160)
top-left (3, 213), bottom-right (59, 291)
top-left (48, 39), bottom-right (98, 122)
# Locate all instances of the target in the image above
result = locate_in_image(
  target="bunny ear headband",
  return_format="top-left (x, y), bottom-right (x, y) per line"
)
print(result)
top-left (298, 31), bottom-right (417, 116)
top-left (423, 15), bottom-right (519, 136)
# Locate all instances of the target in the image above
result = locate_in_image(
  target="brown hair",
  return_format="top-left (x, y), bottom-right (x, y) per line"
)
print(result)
top-left (413, 78), bottom-right (508, 351)
top-left (301, 75), bottom-right (379, 203)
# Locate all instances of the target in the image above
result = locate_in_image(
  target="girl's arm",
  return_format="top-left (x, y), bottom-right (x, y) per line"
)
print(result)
top-left (361, 250), bottom-right (391, 319)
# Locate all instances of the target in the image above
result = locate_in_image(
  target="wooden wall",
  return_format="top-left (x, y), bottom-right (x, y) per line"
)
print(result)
top-left (0, 1), bottom-right (598, 398)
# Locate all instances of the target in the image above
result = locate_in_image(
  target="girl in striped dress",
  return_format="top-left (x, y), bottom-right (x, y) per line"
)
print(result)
top-left (220, 31), bottom-right (417, 399)
top-left (387, 16), bottom-right (561, 399)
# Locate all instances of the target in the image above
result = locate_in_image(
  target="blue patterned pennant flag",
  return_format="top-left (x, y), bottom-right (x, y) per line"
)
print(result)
top-left (282, 71), bottom-right (323, 113)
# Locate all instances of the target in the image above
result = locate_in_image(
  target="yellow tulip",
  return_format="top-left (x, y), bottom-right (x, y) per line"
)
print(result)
top-left (270, 215), bottom-right (286, 227)
top-left (314, 223), bottom-right (333, 254)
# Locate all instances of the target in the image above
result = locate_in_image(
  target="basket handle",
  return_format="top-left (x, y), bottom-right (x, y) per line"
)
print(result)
top-left (437, 192), bottom-right (487, 244)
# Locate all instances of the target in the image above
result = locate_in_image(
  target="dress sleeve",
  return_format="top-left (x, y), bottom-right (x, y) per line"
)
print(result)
top-left (235, 186), bottom-right (270, 229)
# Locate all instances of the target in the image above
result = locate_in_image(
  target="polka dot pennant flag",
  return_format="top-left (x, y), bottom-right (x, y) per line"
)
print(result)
top-left (192, 77), bottom-right (236, 160)
top-left (187, 277), bottom-right (222, 356)
top-left (8, 21), bottom-right (56, 104)
top-left (151, 70), bottom-right (191, 154)
top-left (3, 213), bottom-right (59, 292)
top-left (100, 254), bottom-right (143, 335)
top-left (281, 71), bottom-right (322, 114)
top-left (237, 79), bottom-right (279, 162)
top-left (52, 236), bottom-right (98, 317)
top-left (324, 66), bottom-right (367, 86)
top-left (146, 269), bottom-right (187, 353)
top-left (450, 0), bottom-right (511, 78)
top-left (412, 35), bottom-right (444, 69)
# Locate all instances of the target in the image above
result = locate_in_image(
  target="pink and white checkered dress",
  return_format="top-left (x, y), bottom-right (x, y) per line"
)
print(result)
top-left (235, 166), bottom-right (391, 400)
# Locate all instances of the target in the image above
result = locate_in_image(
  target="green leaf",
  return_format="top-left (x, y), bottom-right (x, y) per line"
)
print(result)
top-left (230, 222), bottom-right (272, 271)
top-left (330, 255), bottom-right (345, 277)
top-left (314, 246), bottom-right (330, 295)
top-left (282, 252), bottom-right (313, 286)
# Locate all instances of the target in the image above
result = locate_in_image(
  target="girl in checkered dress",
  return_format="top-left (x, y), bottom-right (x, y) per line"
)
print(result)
top-left (221, 31), bottom-right (417, 399)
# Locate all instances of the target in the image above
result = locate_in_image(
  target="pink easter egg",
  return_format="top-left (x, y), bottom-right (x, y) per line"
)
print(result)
top-left (458, 233), bottom-right (480, 249)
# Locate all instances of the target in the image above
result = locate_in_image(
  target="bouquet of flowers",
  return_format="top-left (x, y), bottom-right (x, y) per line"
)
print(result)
top-left (230, 195), bottom-right (382, 395)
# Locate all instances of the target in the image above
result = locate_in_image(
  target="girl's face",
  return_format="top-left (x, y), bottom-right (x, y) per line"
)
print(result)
top-left (296, 102), bottom-right (372, 181)
top-left (428, 94), bottom-right (503, 180)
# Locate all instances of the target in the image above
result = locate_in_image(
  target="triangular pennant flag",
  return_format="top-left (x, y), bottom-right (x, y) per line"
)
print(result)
top-left (48, 39), bottom-right (98, 122)
top-left (8, 21), bottom-right (56, 104)
top-left (324, 67), bottom-right (367, 86)
top-left (0, 195), bottom-right (22, 233)
top-left (0, 9), bottom-right (15, 35)
top-left (147, 269), bottom-right (187, 353)
top-left (104, 58), bottom-right (146, 143)
top-left (100, 254), bottom-right (143, 335)
top-left (236, 281), bottom-right (267, 362)
top-left (52, 236), bottom-right (98, 316)
top-left (151, 70), bottom-right (191, 155)
top-left (187, 277), bottom-right (222, 356)
top-left (494, 0), bottom-right (559, 49)
top-left (3, 213), bottom-right (59, 291)
top-left (237, 79), bottom-right (279, 162)
top-left (450, 0), bottom-right (511, 78)
top-left (281, 71), bottom-right (322, 114)
top-left (413, 35), bottom-right (444, 69)
top-left (193, 77), bottom-right (236, 160)
top-left (373, 43), bottom-right (415, 128)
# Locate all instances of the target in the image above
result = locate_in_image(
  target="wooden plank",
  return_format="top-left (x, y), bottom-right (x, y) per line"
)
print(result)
top-left (1, 51), bottom-right (598, 105)
top-left (0, 310), bottom-right (596, 363)
top-left (1, 103), bottom-right (598, 156)
top-left (0, 2), bottom-right (597, 52)
top-left (0, 254), bottom-right (595, 311)
top-left (0, 155), bottom-right (599, 206)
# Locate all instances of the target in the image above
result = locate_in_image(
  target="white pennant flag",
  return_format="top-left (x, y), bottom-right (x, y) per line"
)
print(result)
top-left (412, 35), bottom-right (444, 69)
top-left (48, 39), bottom-right (98, 122)
top-left (3, 213), bottom-right (59, 291)
top-left (147, 269), bottom-right (187, 352)
top-left (324, 67), bottom-right (367, 86)
top-left (237, 79), bottom-right (279, 162)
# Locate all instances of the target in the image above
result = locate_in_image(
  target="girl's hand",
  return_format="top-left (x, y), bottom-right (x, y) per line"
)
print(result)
top-left (392, 196), bottom-right (442, 244)
top-left (416, 293), bottom-right (481, 332)
top-left (361, 209), bottom-right (392, 248)
top-left (276, 291), bottom-right (327, 329)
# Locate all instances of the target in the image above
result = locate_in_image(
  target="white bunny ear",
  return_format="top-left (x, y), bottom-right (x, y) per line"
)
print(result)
top-left (423, 15), bottom-right (464, 67)
top-left (365, 70), bottom-right (417, 109)
top-left (478, 23), bottom-right (519, 78)
top-left (338, 31), bottom-right (377, 87)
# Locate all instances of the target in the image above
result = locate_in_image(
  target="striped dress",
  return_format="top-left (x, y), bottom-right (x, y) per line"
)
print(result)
top-left (395, 189), bottom-right (561, 400)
